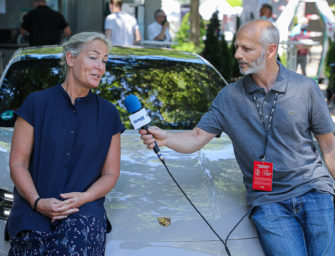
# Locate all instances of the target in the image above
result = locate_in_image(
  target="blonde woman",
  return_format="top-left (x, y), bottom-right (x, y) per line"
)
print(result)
top-left (7, 32), bottom-right (124, 255)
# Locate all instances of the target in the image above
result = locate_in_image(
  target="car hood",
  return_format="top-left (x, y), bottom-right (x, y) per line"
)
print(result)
top-left (0, 129), bottom-right (262, 255)
top-left (106, 130), bottom-right (261, 255)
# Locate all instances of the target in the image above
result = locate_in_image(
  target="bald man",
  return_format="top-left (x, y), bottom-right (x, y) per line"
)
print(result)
top-left (140, 20), bottom-right (335, 255)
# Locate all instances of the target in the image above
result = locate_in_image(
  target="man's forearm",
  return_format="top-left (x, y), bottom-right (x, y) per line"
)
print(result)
top-left (166, 128), bottom-right (215, 154)
top-left (324, 154), bottom-right (335, 179)
top-left (316, 133), bottom-right (335, 180)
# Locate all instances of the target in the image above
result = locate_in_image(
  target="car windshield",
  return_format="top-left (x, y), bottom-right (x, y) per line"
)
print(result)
top-left (0, 55), bottom-right (225, 129)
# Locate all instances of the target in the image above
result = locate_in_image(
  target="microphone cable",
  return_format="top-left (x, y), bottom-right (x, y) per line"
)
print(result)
top-left (155, 154), bottom-right (252, 256)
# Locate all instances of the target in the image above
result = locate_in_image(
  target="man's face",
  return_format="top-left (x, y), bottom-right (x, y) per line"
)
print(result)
top-left (155, 11), bottom-right (166, 25)
top-left (234, 29), bottom-right (266, 75)
top-left (260, 7), bottom-right (271, 18)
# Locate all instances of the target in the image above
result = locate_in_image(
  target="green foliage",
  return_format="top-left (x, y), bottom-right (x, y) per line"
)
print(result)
top-left (96, 59), bottom-right (225, 128)
top-left (226, 0), bottom-right (243, 7)
top-left (1, 55), bottom-right (225, 129)
top-left (202, 11), bottom-right (221, 70)
top-left (279, 52), bottom-right (287, 67)
top-left (202, 11), bottom-right (233, 82)
top-left (220, 33), bottom-right (233, 82)
top-left (230, 16), bottom-right (241, 80)
top-left (174, 12), bottom-right (191, 44)
top-left (172, 12), bottom-right (205, 54)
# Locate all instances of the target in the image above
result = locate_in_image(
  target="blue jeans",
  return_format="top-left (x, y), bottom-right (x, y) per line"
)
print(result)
top-left (251, 190), bottom-right (335, 256)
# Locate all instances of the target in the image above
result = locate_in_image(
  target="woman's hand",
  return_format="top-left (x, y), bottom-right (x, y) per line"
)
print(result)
top-left (36, 197), bottom-right (79, 222)
top-left (59, 192), bottom-right (90, 209)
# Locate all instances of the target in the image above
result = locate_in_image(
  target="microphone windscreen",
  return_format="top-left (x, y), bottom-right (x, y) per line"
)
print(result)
top-left (124, 95), bottom-right (142, 114)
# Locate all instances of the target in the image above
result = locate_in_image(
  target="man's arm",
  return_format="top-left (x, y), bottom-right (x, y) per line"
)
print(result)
top-left (154, 22), bottom-right (169, 41)
top-left (62, 25), bottom-right (72, 38)
top-left (105, 29), bottom-right (112, 40)
top-left (134, 29), bottom-right (142, 44)
top-left (315, 132), bottom-right (335, 179)
top-left (20, 28), bottom-right (28, 36)
top-left (140, 126), bottom-right (217, 154)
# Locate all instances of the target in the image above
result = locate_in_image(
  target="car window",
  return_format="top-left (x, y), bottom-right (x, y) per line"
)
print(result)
top-left (0, 56), bottom-right (225, 129)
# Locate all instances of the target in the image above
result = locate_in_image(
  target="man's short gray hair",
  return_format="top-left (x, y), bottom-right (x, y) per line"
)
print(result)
top-left (60, 32), bottom-right (110, 75)
top-left (260, 23), bottom-right (280, 50)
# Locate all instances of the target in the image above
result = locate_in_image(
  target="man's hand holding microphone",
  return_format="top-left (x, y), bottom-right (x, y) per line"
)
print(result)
top-left (139, 126), bottom-right (168, 150)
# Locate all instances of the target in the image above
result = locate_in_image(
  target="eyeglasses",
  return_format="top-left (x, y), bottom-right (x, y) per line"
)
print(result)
top-left (156, 14), bottom-right (166, 18)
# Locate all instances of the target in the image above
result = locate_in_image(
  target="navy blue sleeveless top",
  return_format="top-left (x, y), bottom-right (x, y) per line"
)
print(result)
top-left (8, 84), bottom-right (125, 236)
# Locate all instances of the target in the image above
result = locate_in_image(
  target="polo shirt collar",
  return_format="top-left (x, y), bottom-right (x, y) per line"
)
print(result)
top-left (244, 61), bottom-right (288, 94)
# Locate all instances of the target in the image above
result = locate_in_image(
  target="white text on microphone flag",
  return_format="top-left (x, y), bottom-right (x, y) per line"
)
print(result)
top-left (129, 108), bottom-right (151, 129)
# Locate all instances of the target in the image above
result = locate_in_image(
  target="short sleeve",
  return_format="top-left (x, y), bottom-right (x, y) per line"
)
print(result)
top-left (197, 92), bottom-right (225, 136)
top-left (104, 16), bottom-right (112, 30)
top-left (14, 93), bottom-right (36, 126)
top-left (109, 104), bottom-right (126, 135)
top-left (309, 80), bottom-right (335, 134)
top-left (57, 13), bottom-right (68, 30)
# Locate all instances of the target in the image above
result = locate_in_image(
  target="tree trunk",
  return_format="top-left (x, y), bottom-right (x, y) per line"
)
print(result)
top-left (190, 0), bottom-right (200, 46)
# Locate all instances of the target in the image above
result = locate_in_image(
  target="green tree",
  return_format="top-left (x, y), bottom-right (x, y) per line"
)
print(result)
top-left (220, 32), bottom-right (233, 82)
top-left (172, 12), bottom-right (205, 54)
top-left (230, 16), bottom-right (241, 80)
top-left (325, 40), bottom-right (335, 97)
top-left (202, 11), bottom-right (233, 82)
top-left (202, 11), bottom-right (223, 75)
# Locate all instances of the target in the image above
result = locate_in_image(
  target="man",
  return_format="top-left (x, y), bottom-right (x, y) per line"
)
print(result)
top-left (140, 20), bottom-right (335, 256)
top-left (21, 0), bottom-right (71, 46)
top-left (104, 0), bottom-right (141, 46)
top-left (147, 9), bottom-right (171, 42)
top-left (259, 4), bottom-right (276, 24)
top-left (293, 24), bottom-right (312, 76)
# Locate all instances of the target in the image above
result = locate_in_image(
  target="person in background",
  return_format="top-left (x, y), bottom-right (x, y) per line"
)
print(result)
top-left (104, 0), bottom-right (141, 46)
top-left (140, 20), bottom-right (335, 256)
top-left (21, 0), bottom-right (71, 46)
top-left (147, 9), bottom-right (171, 42)
top-left (259, 3), bottom-right (276, 24)
top-left (7, 32), bottom-right (125, 255)
top-left (293, 24), bottom-right (311, 76)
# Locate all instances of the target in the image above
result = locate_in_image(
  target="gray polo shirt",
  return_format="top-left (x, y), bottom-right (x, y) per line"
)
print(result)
top-left (197, 62), bottom-right (335, 207)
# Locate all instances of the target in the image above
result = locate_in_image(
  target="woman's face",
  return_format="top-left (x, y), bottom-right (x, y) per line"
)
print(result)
top-left (67, 39), bottom-right (108, 90)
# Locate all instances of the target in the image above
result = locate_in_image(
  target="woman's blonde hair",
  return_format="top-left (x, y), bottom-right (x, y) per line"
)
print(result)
top-left (60, 32), bottom-right (110, 75)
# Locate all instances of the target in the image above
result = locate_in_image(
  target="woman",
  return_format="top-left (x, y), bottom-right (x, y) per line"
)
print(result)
top-left (7, 32), bottom-right (124, 255)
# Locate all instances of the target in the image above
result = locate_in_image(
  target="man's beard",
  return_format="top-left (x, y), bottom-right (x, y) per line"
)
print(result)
top-left (238, 49), bottom-right (267, 75)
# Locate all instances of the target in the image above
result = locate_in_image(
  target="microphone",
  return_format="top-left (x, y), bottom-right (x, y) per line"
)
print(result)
top-left (124, 95), bottom-right (164, 161)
